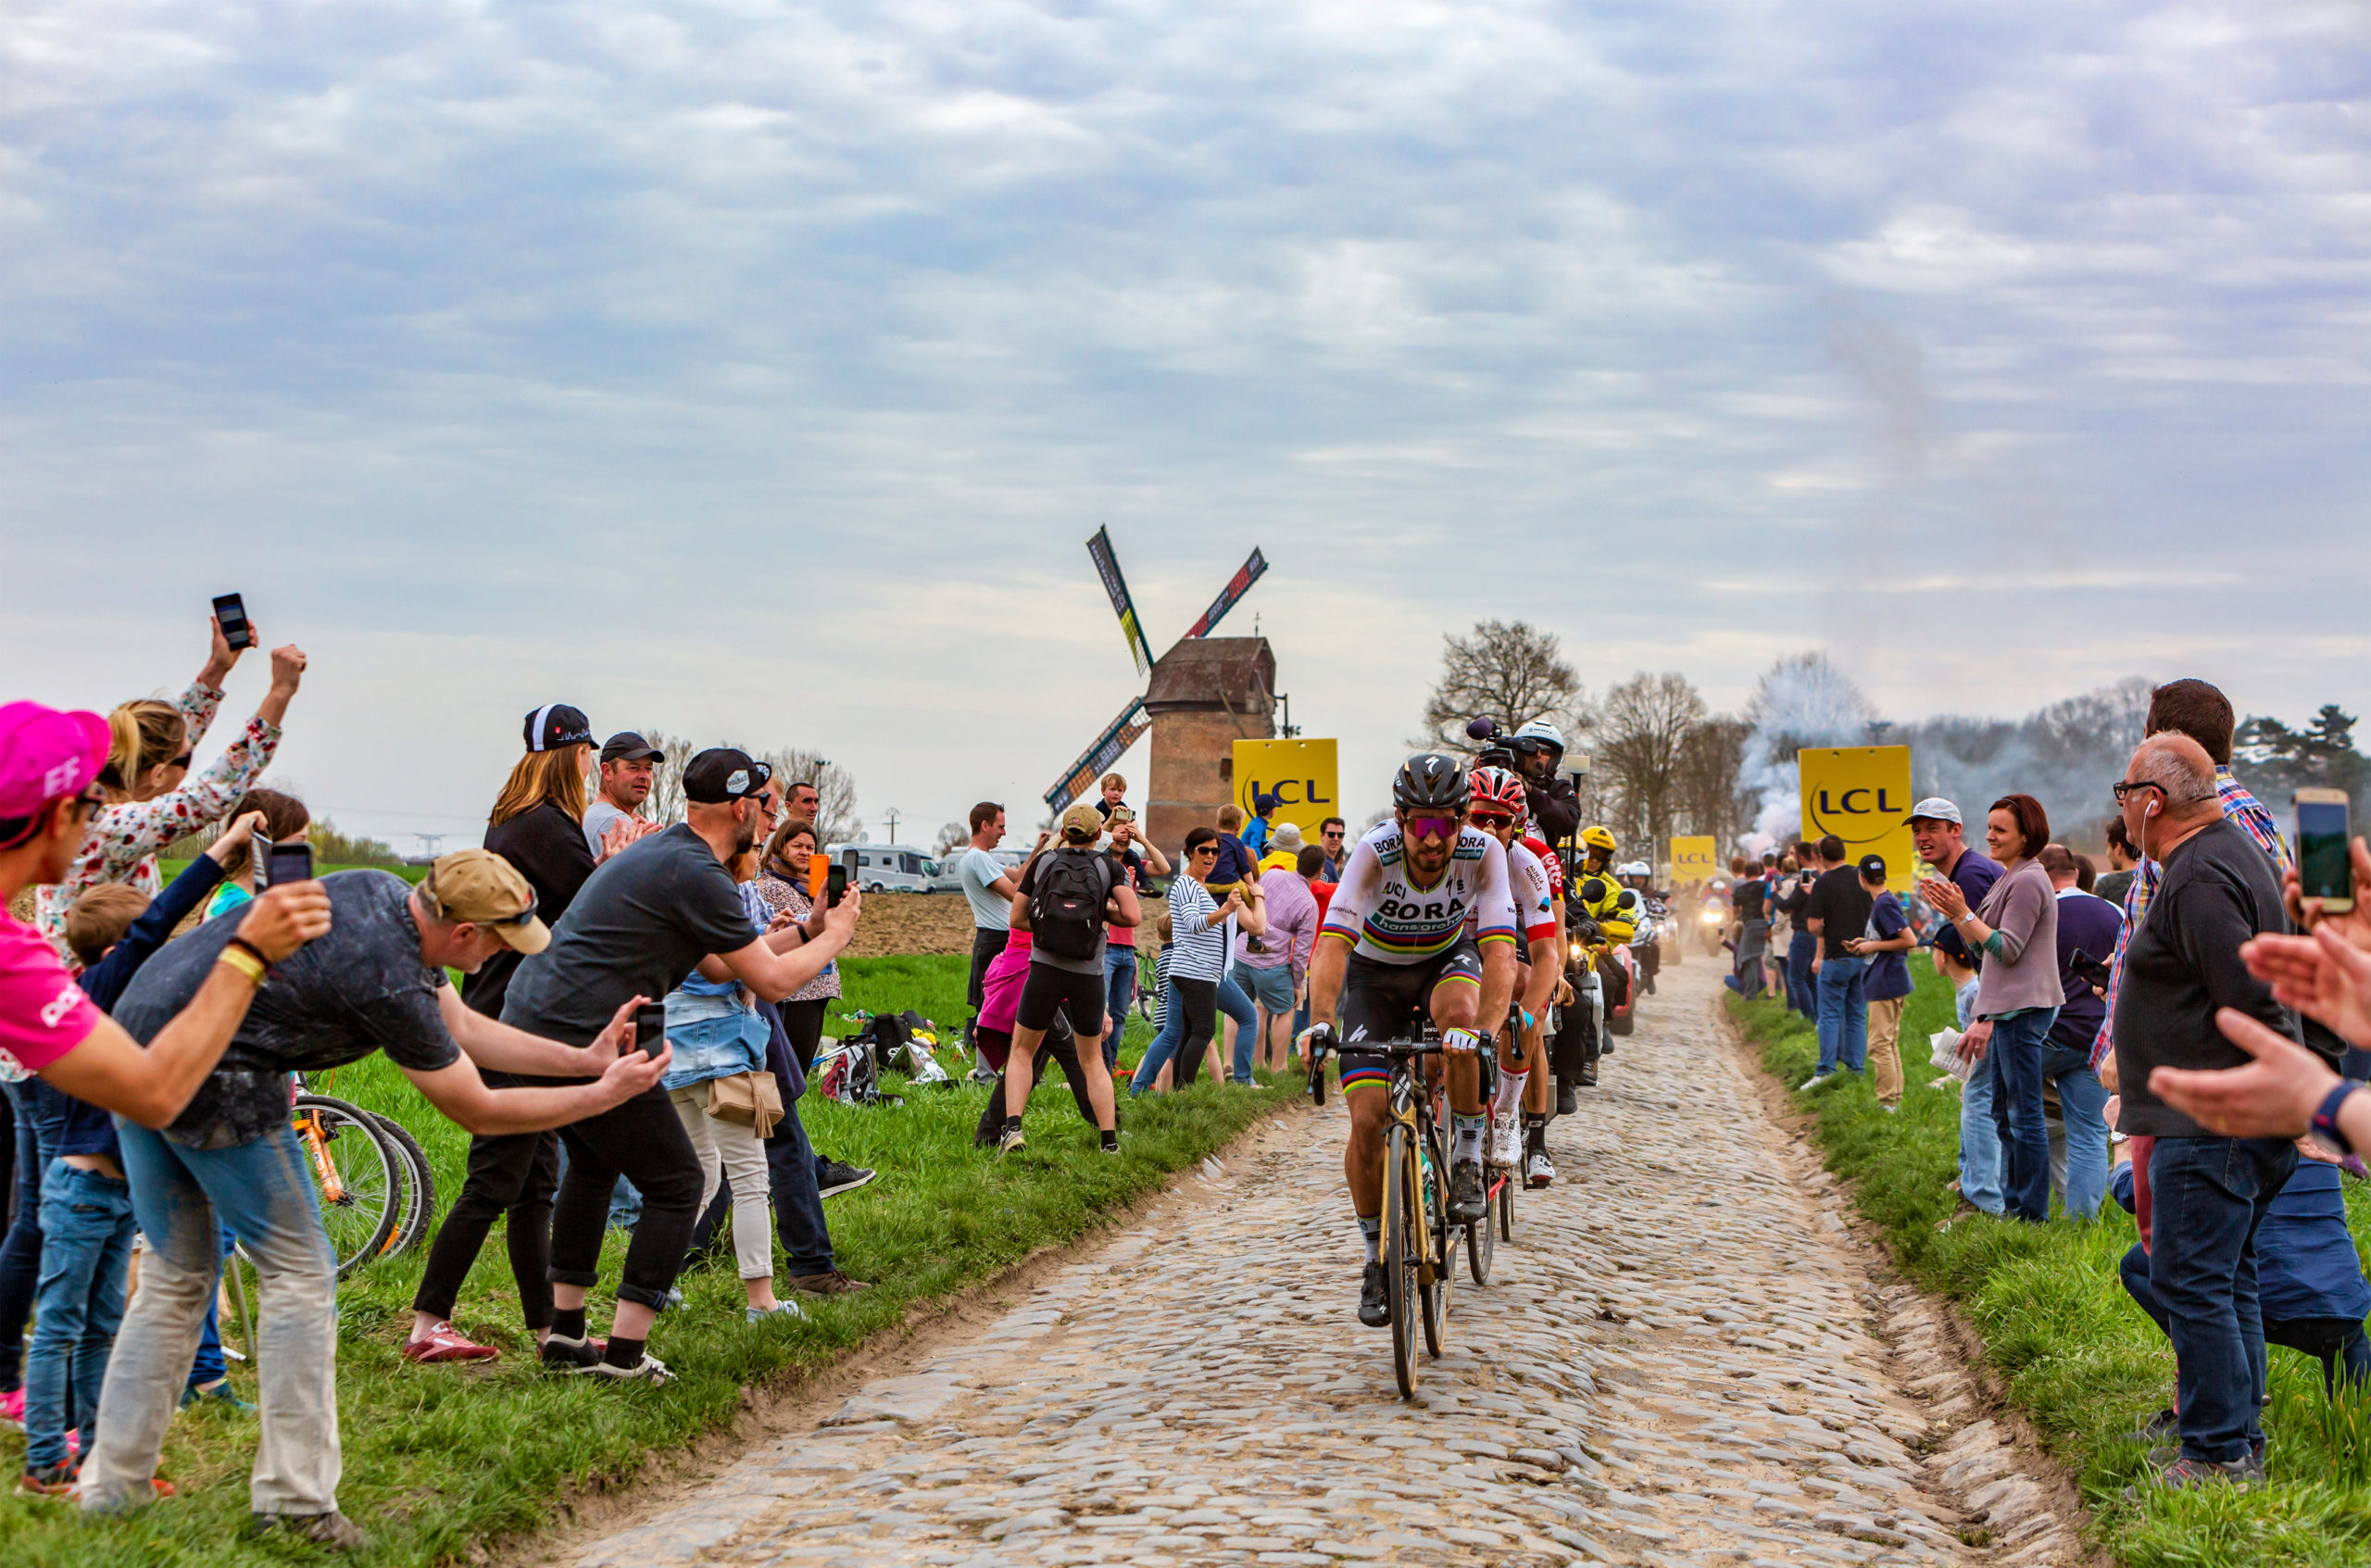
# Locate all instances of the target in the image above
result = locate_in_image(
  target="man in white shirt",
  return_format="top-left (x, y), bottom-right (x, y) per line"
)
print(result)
top-left (582, 734), bottom-right (662, 858)
top-left (958, 802), bottom-right (1019, 1045)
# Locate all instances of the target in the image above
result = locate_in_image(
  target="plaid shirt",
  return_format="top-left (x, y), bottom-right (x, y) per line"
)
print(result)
top-left (2092, 765), bottom-right (2290, 1068)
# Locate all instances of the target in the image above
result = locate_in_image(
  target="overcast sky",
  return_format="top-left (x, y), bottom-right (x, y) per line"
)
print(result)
top-left (6, 0), bottom-right (2365, 849)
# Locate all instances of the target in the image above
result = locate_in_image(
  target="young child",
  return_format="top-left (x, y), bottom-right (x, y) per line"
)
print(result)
top-left (1844, 857), bottom-right (1914, 1110)
top-left (19, 813), bottom-right (258, 1498)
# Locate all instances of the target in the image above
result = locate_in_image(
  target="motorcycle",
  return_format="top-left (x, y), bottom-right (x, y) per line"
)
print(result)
top-left (1629, 897), bottom-right (1667, 996)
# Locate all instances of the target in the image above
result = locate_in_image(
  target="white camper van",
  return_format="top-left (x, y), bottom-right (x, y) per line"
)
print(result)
top-left (828, 844), bottom-right (939, 894)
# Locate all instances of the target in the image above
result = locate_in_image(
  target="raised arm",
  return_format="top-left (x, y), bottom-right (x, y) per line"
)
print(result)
top-left (719, 890), bottom-right (861, 1002)
top-left (403, 1038), bottom-right (671, 1135)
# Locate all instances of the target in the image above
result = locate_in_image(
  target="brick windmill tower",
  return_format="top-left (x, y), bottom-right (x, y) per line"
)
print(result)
top-left (1046, 531), bottom-right (1276, 852)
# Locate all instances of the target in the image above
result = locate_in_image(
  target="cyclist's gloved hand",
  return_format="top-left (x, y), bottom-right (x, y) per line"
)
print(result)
top-left (1441, 1027), bottom-right (1482, 1056)
top-left (1296, 1022), bottom-right (1337, 1060)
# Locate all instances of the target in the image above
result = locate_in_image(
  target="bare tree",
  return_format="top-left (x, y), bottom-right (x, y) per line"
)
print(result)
top-left (1417, 620), bottom-right (1587, 754)
top-left (1675, 715), bottom-right (1753, 852)
top-left (636, 732), bottom-right (859, 843)
top-left (636, 729), bottom-right (700, 826)
top-left (1592, 672), bottom-right (1706, 856)
top-left (933, 821), bottom-right (969, 858)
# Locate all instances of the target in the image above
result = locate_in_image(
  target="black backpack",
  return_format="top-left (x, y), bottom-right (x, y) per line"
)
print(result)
top-left (1030, 848), bottom-right (1113, 961)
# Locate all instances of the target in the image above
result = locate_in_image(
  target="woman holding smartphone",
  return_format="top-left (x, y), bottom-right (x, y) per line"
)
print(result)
top-left (751, 817), bottom-right (843, 1078)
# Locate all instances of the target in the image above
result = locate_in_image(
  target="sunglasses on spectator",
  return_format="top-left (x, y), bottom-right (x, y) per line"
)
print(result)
top-left (1403, 815), bottom-right (1459, 842)
top-left (166, 751), bottom-right (194, 771)
top-left (69, 786), bottom-right (105, 821)
top-left (1190, 845), bottom-right (1220, 859)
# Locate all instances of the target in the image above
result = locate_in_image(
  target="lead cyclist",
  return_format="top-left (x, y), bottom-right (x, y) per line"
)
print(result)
top-left (1298, 755), bottom-right (1519, 1329)
top-left (1467, 767), bottom-right (1563, 1189)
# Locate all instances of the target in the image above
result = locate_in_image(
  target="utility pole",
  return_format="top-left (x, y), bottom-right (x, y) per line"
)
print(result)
top-left (883, 807), bottom-right (903, 845)
top-left (413, 833), bottom-right (445, 860)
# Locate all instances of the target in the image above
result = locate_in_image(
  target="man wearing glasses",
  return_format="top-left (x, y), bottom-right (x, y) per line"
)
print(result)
top-left (1317, 818), bottom-right (1349, 881)
top-left (1299, 755), bottom-right (1518, 1329)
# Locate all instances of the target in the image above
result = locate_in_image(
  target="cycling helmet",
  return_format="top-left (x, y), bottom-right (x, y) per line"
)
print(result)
top-left (1466, 766), bottom-right (1528, 823)
top-left (1510, 719), bottom-right (1567, 765)
top-left (1580, 825), bottom-right (1618, 858)
top-left (1393, 753), bottom-right (1473, 812)
top-left (1614, 887), bottom-right (1642, 913)
top-left (1618, 860), bottom-right (1650, 882)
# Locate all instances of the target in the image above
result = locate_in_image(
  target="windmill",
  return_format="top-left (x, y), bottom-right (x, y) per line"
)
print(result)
top-left (1043, 528), bottom-right (1271, 821)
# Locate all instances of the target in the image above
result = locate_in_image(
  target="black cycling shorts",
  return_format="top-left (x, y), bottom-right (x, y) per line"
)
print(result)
top-left (1336, 939), bottom-right (1486, 1095)
top-left (1016, 961), bottom-right (1109, 1037)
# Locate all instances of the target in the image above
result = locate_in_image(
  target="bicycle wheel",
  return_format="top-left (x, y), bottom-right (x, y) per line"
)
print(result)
top-left (1497, 1165), bottom-right (1515, 1244)
top-left (369, 1112), bottom-right (436, 1258)
top-left (1468, 1173), bottom-right (1496, 1286)
top-left (1383, 1122), bottom-right (1420, 1399)
top-left (292, 1095), bottom-right (399, 1278)
top-left (1419, 1124), bottom-right (1449, 1359)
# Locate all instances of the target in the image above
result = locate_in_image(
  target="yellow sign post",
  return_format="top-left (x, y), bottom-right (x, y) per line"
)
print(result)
top-left (1232, 739), bottom-right (1340, 837)
top-left (1797, 746), bottom-right (1915, 892)
top-left (1668, 835), bottom-right (1718, 887)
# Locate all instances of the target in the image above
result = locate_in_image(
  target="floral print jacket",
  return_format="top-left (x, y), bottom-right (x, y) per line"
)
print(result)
top-left (751, 872), bottom-right (843, 1002)
top-left (33, 679), bottom-right (282, 967)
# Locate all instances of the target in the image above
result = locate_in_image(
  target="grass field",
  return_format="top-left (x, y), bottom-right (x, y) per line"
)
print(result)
top-left (0, 954), bottom-right (1295, 1565)
top-left (1729, 972), bottom-right (2371, 1567)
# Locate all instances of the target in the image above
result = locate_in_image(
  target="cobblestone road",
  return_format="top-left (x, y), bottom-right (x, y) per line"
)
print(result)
top-left (578, 960), bottom-right (2078, 1568)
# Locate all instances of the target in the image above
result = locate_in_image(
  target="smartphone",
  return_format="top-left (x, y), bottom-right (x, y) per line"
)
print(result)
top-left (806, 852), bottom-right (829, 901)
top-left (825, 860), bottom-right (849, 909)
top-left (212, 594), bottom-right (253, 651)
top-left (2069, 947), bottom-right (2114, 991)
top-left (255, 835), bottom-right (314, 888)
top-left (2296, 789), bottom-right (2354, 913)
top-left (632, 1001), bottom-right (667, 1058)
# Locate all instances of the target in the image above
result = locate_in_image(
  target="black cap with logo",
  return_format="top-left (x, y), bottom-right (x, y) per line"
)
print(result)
top-left (684, 747), bottom-right (773, 804)
top-left (600, 732), bottom-right (664, 764)
top-left (524, 704), bottom-right (594, 754)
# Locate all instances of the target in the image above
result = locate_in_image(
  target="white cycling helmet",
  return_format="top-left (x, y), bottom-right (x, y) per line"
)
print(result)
top-left (1618, 860), bottom-right (1650, 880)
top-left (1510, 720), bottom-right (1566, 765)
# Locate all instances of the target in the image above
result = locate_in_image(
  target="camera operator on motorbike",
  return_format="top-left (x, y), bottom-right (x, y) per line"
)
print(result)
top-left (1468, 767), bottom-right (1563, 1189)
top-left (1298, 756), bottom-right (1519, 1329)
top-left (1505, 721), bottom-right (1581, 848)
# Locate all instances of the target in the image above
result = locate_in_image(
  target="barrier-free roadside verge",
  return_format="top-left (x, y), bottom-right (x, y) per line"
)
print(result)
top-left (1727, 973), bottom-right (2371, 1568)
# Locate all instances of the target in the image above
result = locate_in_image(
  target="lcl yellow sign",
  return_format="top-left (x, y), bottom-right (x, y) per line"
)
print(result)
top-left (1798, 746), bottom-right (1915, 892)
top-left (1668, 835), bottom-right (1718, 887)
top-left (1232, 739), bottom-right (1340, 835)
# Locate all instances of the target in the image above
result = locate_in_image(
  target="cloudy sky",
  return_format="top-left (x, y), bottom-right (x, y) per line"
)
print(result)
top-left (6, 0), bottom-right (2365, 848)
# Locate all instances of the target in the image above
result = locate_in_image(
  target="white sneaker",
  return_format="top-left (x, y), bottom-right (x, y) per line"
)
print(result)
top-left (1489, 1111), bottom-right (1521, 1168)
top-left (1524, 1148), bottom-right (1554, 1188)
top-left (1796, 1073), bottom-right (1833, 1093)
top-left (583, 1353), bottom-right (675, 1386)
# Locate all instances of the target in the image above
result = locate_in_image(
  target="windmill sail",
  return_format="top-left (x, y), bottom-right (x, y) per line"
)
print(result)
top-left (1183, 547), bottom-right (1266, 639)
top-left (1044, 697), bottom-right (1151, 813)
top-left (1085, 526), bottom-right (1156, 677)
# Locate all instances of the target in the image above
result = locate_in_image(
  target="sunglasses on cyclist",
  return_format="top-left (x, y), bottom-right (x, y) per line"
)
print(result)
top-left (1403, 815), bottom-right (1460, 842)
top-left (1468, 810), bottom-right (1515, 830)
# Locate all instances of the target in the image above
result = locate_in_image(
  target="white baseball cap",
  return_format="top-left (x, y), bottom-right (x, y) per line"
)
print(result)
top-left (1905, 797), bottom-right (1963, 826)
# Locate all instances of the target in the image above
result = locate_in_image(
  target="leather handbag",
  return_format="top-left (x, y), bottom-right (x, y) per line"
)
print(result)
top-left (707, 1070), bottom-right (784, 1139)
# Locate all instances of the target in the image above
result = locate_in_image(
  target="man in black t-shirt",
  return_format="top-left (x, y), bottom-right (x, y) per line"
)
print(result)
top-left (88, 855), bottom-right (671, 1535)
top-left (501, 747), bottom-right (860, 1384)
top-left (1800, 834), bottom-right (1875, 1088)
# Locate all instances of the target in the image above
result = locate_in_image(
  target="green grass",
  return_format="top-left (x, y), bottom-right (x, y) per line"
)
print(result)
top-left (1730, 972), bottom-right (2371, 1567)
top-left (157, 861), bottom-right (429, 886)
top-left (0, 955), bottom-right (1289, 1565)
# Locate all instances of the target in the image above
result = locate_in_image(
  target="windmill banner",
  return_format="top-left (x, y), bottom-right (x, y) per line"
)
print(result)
top-left (1183, 547), bottom-right (1266, 640)
top-left (1085, 526), bottom-right (1156, 677)
top-left (1044, 697), bottom-right (1151, 812)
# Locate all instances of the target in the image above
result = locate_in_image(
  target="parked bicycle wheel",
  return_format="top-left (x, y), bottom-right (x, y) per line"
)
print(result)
top-left (368, 1112), bottom-right (436, 1259)
top-left (292, 1095), bottom-right (399, 1278)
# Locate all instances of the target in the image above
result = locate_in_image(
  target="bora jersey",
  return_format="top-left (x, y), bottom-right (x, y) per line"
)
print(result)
top-left (1323, 822), bottom-right (1519, 963)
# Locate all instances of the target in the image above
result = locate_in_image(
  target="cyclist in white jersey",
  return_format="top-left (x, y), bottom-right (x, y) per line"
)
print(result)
top-left (1467, 767), bottom-right (1562, 1189)
top-left (1299, 755), bottom-right (1517, 1329)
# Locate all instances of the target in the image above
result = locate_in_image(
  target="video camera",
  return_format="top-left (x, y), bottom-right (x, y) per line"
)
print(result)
top-left (1464, 717), bottom-right (1518, 773)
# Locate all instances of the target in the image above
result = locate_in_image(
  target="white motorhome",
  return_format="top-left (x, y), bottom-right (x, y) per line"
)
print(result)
top-left (828, 843), bottom-right (940, 894)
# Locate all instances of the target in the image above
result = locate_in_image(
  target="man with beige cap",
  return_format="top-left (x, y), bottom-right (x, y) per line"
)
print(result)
top-left (83, 850), bottom-right (672, 1547)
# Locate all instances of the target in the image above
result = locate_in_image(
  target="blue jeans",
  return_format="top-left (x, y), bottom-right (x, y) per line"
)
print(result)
top-left (1813, 956), bottom-right (1867, 1075)
top-left (26, 1161), bottom-right (135, 1473)
top-left (85, 1122), bottom-right (341, 1518)
top-left (0, 1078), bottom-right (67, 1393)
top-left (1959, 1061), bottom-right (2005, 1215)
top-left (2044, 1045), bottom-right (2111, 1221)
top-left (2146, 1135), bottom-right (2300, 1463)
top-left (1105, 946), bottom-right (1138, 1051)
top-left (1986, 1008), bottom-right (2060, 1223)
top-left (1132, 974), bottom-right (1255, 1093)
top-left (2122, 1244), bottom-right (2371, 1396)
top-left (1785, 935), bottom-right (1818, 1015)
top-left (764, 1098), bottom-right (833, 1277)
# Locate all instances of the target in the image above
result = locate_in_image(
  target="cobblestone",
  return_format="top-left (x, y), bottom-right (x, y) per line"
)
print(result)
top-left (574, 961), bottom-right (2078, 1568)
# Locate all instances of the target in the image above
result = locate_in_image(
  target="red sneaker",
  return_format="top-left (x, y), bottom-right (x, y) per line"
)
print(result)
top-left (400, 1322), bottom-right (501, 1363)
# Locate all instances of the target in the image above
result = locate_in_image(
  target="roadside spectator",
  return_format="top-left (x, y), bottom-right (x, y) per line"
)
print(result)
top-left (1773, 848), bottom-right (1819, 1017)
top-left (198, 788), bottom-right (311, 921)
top-left (1132, 827), bottom-right (1252, 1094)
top-left (1101, 809), bottom-right (1169, 1066)
top-left (2039, 843), bottom-right (2121, 1220)
top-left (1928, 795), bottom-right (2064, 1223)
top-left (583, 731), bottom-right (664, 859)
top-left (1261, 820), bottom-right (1306, 874)
top-left (1096, 772), bottom-right (1128, 819)
top-left (2101, 733), bottom-right (2300, 1483)
top-left (1800, 836), bottom-right (1872, 1090)
top-left (971, 929), bottom-right (1107, 1148)
top-left (11, 810), bottom-right (263, 1492)
top-left (1842, 856), bottom-right (1913, 1110)
top-left (1209, 805), bottom-right (1258, 894)
top-left (1936, 940), bottom-right (2001, 1217)
top-left (1909, 797), bottom-right (2003, 981)
top-left (91, 850), bottom-right (669, 1538)
top-left (1724, 855), bottom-right (1769, 997)
top-left (997, 805), bottom-right (1139, 1153)
top-left (1294, 845), bottom-right (1330, 1040)
top-left (1317, 818), bottom-right (1349, 881)
top-left (36, 622), bottom-right (306, 963)
top-left (499, 749), bottom-right (859, 1386)
top-left (957, 803), bottom-right (1017, 1047)
top-left (749, 816), bottom-right (877, 1204)
top-left (1241, 793), bottom-right (1275, 858)
top-left (2097, 815), bottom-right (2140, 909)
top-left (1235, 840), bottom-right (1317, 1076)
top-left (405, 712), bottom-right (605, 1364)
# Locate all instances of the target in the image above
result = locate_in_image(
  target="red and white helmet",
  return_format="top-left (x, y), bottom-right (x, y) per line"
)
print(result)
top-left (1467, 765), bottom-right (1528, 827)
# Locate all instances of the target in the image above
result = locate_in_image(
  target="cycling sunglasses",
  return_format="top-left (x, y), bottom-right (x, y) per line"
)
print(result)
top-left (1468, 810), bottom-right (1515, 831)
top-left (1403, 814), bottom-right (1460, 842)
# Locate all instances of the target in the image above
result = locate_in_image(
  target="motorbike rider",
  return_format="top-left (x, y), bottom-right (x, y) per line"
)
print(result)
top-left (1553, 826), bottom-right (1629, 1105)
top-left (1616, 860), bottom-right (1662, 995)
top-left (1505, 721), bottom-right (1582, 847)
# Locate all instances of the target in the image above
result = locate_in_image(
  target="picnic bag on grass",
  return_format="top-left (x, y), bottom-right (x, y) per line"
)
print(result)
top-left (1030, 848), bottom-right (1113, 961)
